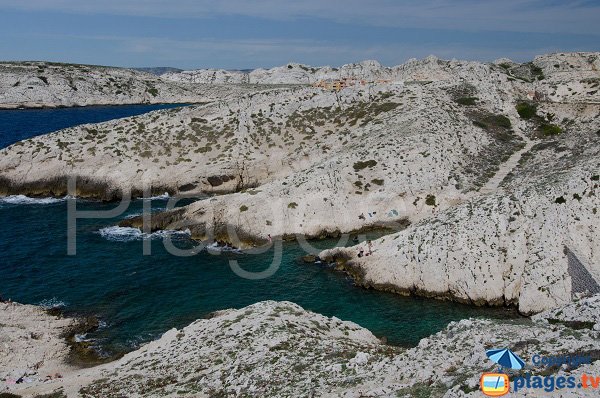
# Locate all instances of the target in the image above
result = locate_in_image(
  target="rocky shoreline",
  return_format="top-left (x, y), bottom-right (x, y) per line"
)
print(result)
top-left (1, 296), bottom-right (600, 397)
top-left (1, 53), bottom-right (599, 322)
top-left (0, 102), bottom-right (195, 110)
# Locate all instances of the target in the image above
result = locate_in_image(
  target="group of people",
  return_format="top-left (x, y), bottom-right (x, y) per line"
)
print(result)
top-left (357, 240), bottom-right (374, 258)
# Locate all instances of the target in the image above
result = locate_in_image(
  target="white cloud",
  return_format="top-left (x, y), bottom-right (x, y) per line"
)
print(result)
top-left (1, 0), bottom-right (599, 35)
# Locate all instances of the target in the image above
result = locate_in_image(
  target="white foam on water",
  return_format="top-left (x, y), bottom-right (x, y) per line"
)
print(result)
top-left (74, 333), bottom-right (89, 343)
top-left (151, 228), bottom-right (191, 239)
top-left (98, 226), bottom-right (144, 242)
top-left (206, 242), bottom-right (243, 254)
top-left (123, 207), bottom-right (167, 219)
top-left (145, 192), bottom-right (170, 200)
top-left (38, 297), bottom-right (67, 309)
top-left (98, 226), bottom-right (190, 242)
top-left (0, 195), bottom-right (67, 205)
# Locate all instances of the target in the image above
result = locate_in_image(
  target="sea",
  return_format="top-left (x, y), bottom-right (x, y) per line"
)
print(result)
top-left (0, 103), bottom-right (515, 356)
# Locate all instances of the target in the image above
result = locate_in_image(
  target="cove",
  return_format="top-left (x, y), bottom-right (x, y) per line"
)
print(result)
top-left (0, 104), bottom-right (516, 357)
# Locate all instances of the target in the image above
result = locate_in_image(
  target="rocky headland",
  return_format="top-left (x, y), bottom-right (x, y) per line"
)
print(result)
top-left (2, 53), bottom-right (598, 314)
top-left (2, 296), bottom-right (600, 397)
top-left (0, 61), bottom-right (274, 109)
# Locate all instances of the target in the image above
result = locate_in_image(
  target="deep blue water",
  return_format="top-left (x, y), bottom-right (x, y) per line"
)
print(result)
top-left (0, 104), bottom-right (184, 148)
top-left (0, 105), bottom-right (515, 354)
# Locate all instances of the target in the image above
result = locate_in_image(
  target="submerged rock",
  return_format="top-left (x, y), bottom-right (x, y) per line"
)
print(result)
top-left (301, 254), bottom-right (318, 263)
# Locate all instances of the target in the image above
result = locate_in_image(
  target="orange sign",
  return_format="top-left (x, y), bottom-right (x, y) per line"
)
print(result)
top-left (481, 373), bottom-right (510, 396)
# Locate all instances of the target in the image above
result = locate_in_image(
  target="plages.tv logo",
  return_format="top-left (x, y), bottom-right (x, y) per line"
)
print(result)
top-left (480, 348), bottom-right (525, 397)
top-left (480, 373), bottom-right (509, 397)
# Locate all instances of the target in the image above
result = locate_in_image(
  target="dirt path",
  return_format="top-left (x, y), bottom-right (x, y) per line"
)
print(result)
top-left (477, 116), bottom-right (533, 195)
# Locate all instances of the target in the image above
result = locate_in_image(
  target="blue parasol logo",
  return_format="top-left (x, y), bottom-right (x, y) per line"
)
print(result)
top-left (486, 348), bottom-right (525, 370)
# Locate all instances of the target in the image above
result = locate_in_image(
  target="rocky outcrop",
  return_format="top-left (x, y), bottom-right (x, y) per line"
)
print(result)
top-left (7, 297), bottom-right (600, 397)
top-left (0, 61), bottom-right (266, 109)
top-left (319, 97), bottom-right (600, 314)
top-left (162, 60), bottom-right (390, 84)
top-left (2, 53), bottom-right (599, 313)
top-left (0, 302), bottom-right (76, 387)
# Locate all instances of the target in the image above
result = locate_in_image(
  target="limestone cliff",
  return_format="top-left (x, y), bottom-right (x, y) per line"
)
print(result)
top-left (6, 297), bottom-right (600, 397)
top-left (1, 53), bottom-right (599, 313)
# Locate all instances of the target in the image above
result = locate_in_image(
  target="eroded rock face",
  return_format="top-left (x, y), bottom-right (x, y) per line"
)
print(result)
top-left (0, 302), bottom-right (76, 385)
top-left (11, 297), bottom-right (600, 397)
top-left (320, 109), bottom-right (600, 314)
top-left (1, 53), bottom-right (599, 312)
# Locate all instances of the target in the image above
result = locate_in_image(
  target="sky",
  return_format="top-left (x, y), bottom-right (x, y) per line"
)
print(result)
top-left (0, 0), bottom-right (599, 69)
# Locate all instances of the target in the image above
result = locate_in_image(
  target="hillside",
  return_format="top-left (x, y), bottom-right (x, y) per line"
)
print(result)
top-left (0, 61), bottom-right (261, 108)
top-left (5, 297), bottom-right (600, 397)
top-left (1, 53), bottom-right (599, 313)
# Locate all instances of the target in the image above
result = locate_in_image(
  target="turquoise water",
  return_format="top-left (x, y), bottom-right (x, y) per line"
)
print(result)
top-left (0, 105), bottom-right (515, 355)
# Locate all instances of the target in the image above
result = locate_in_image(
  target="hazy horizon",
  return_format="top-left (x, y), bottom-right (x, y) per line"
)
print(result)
top-left (1, 0), bottom-right (599, 70)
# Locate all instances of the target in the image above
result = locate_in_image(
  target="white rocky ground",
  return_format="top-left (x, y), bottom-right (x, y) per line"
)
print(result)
top-left (0, 302), bottom-right (76, 389)
top-left (1, 53), bottom-right (599, 314)
top-left (162, 60), bottom-right (393, 84)
top-left (3, 296), bottom-right (600, 397)
top-left (0, 62), bottom-right (267, 108)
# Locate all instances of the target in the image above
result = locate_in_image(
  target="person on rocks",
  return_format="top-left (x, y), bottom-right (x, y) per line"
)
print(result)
top-left (367, 240), bottom-right (373, 255)
top-left (358, 247), bottom-right (364, 258)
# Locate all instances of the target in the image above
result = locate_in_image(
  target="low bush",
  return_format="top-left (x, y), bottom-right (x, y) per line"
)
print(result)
top-left (425, 194), bottom-right (436, 206)
top-left (353, 160), bottom-right (377, 171)
top-left (539, 123), bottom-right (562, 136)
top-left (516, 102), bottom-right (537, 119)
top-left (455, 97), bottom-right (478, 106)
top-left (489, 115), bottom-right (512, 129)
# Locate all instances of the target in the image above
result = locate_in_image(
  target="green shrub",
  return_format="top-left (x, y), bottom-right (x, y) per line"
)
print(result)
top-left (516, 102), bottom-right (537, 119)
top-left (530, 64), bottom-right (545, 80)
top-left (539, 123), bottom-right (562, 136)
top-left (555, 196), bottom-right (566, 204)
top-left (455, 97), bottom-right (478, 106)
top-left (372, 102), bottom-right (399, 113)
top-left (147, 87), bottom-right (159, 97)
top-left (489, 115), bottom-right (512, 129)
top-left (371, 179), bottom-right (384, 186)
top-left (473, 120), bottom-right (487, 129)
top-left (287, 202), bottom-right (298, 209)
top-left (425, 194), bottom-right (436, 206)
top-left (239, 205), bottom-right (248, 212)
top-left (353, 160), bottom-right (377, 171)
